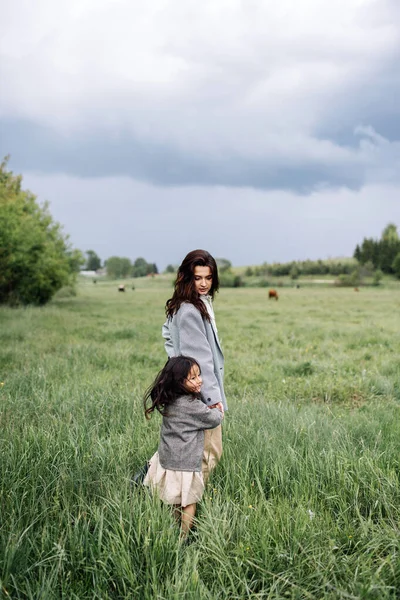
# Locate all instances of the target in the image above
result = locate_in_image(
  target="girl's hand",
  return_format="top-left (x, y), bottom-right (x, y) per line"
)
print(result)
top-left (209, 402), bottom-right (224, 414)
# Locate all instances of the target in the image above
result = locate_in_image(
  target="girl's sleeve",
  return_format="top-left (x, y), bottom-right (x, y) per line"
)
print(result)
top-left (192, 399), bottom-right (223, 429)
top-left (177, 304), bottom-right (222, 406)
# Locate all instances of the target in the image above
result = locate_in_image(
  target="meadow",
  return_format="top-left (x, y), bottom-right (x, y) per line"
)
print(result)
top-left (1, 277), bottom-right (400, 599)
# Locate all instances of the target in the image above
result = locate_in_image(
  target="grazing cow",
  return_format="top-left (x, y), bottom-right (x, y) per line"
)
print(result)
top-left (118, 284), bottom-right (125, 292)
top-left (269, 289), bottom-right (279, 300)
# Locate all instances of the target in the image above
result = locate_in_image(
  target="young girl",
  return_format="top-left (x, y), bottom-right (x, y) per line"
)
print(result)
top-left (143, 356), bottom-right (223, 537)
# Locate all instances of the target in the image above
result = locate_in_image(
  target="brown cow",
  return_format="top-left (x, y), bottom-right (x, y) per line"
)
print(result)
top-left (269, 289), bottom-right (279, 300)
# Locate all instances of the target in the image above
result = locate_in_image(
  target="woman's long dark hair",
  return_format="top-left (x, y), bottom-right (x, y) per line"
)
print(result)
top-left (144, 356), bottom-right (201, 419)
top-left (165, 249), bottom-right (219, 321)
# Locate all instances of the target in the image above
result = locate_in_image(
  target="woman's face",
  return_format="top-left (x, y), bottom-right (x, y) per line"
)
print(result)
top-left (193, 266), bottom-right (213, 296)
top-left (184, 364), bottom-right (202, 394)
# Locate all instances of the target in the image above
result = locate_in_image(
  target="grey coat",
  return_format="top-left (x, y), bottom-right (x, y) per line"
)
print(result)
top-left (162, 302), bottom-right (227, 411)
top-left (158, 395), bottom-right (223, 471)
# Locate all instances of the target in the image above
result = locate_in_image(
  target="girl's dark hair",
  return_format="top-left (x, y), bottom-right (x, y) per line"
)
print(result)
top-left (144, 356), bottom-right (201, 419)
top-left (165, 249), bottom-right (219, 321)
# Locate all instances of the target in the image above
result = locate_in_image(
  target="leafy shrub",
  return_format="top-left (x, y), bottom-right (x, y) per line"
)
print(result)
top-left (335, 269), bottom-right (361, 287)
top-left (258, 279), bottom-right (270, 287)
top-left (233, 275), bottom-right (244, 288)
top-left (54, 285), bottom-right (77, 298)
top-left (0, 157), bottom-right (82, 306)
top-left (219, 273), bottom-right (245, 288)
top-left (372, 269), bottom-right (383, 286)
top-left (393, 252), bottom-right (400, 279)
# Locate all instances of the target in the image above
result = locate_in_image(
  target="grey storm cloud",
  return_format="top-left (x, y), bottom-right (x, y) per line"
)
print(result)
top-left (315, 51), bottom-right (400, 146)
top-left (1, 0), bottom-right (400, 192)
top-left (0, 117), bottom-right (368, 193)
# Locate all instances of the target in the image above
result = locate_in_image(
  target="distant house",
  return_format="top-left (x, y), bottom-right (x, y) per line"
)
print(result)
top-left (80, 270), bottom-right (99, 277)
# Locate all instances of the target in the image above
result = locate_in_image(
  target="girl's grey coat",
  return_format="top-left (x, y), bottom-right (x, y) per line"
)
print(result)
top-left (162, 303), bottom-right (227, 411)
top-left (159, 395), bottom-right (223, 471)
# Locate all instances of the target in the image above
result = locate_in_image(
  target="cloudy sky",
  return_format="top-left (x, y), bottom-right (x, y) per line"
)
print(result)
top-left (1, 0), bottom-right (399, 269)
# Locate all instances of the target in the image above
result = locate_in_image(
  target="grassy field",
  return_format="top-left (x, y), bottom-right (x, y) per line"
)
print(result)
top-left (1, 277), bottom-right (400, 599)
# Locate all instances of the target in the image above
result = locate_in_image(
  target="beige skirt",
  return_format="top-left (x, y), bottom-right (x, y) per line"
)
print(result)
top-left (143, 452), bottom-right (204, 507)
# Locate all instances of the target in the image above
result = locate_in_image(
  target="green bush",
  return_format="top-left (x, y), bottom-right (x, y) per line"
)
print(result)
top-left (219, 273), bottom-right (235, 287)
top-left (233, 275), bottom-right (244, 288)
top-left (0, 157), bottom-right (82, 306)
top-left (219, 273), bottom-right (245, 288)
top-left (392, 252), bottom-right (400, 279)
top-left (335, 268), bottom-right (361, 287)
top-left (258, 278), bottom-right (270, 287)
top-left (54, 285), bottom-right (78, 298)
top-left (372, 269), bottom-right (383, 286)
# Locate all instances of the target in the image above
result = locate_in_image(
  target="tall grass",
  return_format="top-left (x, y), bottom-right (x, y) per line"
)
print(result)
top-left (0, 280), bottom-right (399, 598)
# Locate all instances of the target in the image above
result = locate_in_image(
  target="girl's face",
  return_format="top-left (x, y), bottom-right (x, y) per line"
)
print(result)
top-left (193, 266), bottom-right (213, 296)
top-left (184, 364), bottom-right (202, 394)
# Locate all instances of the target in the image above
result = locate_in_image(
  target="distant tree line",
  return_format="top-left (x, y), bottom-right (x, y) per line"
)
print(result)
top-left (353, 223), bottom-right (400, 277)
top-left (239, 224), bottom-right (400, 284)
top-left (82, 251), bottom-right (158, 279)
top-left (244, 259), bottom-right (357, 279)
top-left (105, 256), bottom-right (158, 279)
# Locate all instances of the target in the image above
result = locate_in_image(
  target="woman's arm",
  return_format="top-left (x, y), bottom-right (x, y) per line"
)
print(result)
top-left (177, 304), bottom-right (222, 407)
top-left (162, 318), bottom-right (174, 357)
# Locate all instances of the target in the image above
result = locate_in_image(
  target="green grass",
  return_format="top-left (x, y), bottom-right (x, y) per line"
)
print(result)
top-left (1, 279), bottom-right (400, 598)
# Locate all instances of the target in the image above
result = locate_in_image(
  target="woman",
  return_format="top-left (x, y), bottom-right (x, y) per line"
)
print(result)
top-left (162, 249), bottom-right (227, 481)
